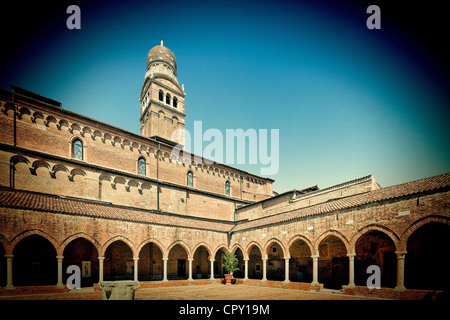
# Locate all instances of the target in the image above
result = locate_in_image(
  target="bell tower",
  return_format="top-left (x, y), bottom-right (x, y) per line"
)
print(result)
top-left (139, 39), bottom-right (186, 146)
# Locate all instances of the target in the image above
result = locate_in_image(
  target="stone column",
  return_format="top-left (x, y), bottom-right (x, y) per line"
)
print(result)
top-left (56, 256), bottom-right (64, 288)
top-left (347, 253), bottom-right (356, 288)
top-left (244, 259), bottom-right (249, 280)
top-left (311, 255), bottom-right (319, 286)
top-left (188, 259), bottom-right (193, 281)
top-left (5, 254), bottom-right (14, 289)
top-left (394, 251), bottom-right (407, 291)
top-left (98, 257), bottom-right (105, 282)
top-left (262, 258), bottom-right (267, 281)
top-left (162, 258), bottom-right (168, 282)
top-left (284, 257), bottom-right (290, 283)
top-left (209, 259), bottom-right (215, 280)
top-left (133, 257), bottom-right (139, 282)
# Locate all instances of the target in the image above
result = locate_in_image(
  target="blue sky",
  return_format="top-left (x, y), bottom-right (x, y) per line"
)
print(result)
top-left (1, 0), bottom-right (449, 193)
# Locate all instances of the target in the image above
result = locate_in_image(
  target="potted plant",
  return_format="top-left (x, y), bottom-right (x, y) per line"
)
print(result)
top-left (222, 252), bottom-right (240, 285)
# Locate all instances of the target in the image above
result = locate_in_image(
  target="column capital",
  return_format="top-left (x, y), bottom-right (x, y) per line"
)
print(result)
top-left (162, 257), bottom-right (169, 261)
top-left (395, 251), bottom-right (407, 256)
top-left (209, 259), bottom-right (215, 262)
top-left (4, 254), bottom-right (14, 259)
top-left (98, 256), bottom-right (105, 261)
top-left (284, 256), bottom-right (290, 260)
top-left (133, 257), bottom-right (139, 261)
top-left (311, 254), bottom-right (320, 259)
top-left (347, 253), bottom-right (356, 257)
top-left (56, 255), bottom-right (64, 260)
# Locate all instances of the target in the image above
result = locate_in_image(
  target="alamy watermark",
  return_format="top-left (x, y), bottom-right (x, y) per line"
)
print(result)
top-left (67, 5), bottom-right (380, 31)
top-left (170, 121), bottom-right (280, 176)
top-left (366, 264), bottom-right (381, 289)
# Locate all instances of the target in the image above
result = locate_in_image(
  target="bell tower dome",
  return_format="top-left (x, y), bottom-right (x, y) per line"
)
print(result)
top-left (139, 39), bottom-right (186, 146)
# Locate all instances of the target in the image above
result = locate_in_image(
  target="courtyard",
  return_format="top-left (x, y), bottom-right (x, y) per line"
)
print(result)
top-left (0, 284), bottom-right (383, 300)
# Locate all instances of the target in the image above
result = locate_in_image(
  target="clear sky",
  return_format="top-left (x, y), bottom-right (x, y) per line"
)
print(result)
top-left (1, 0), bottom-right (449, 193)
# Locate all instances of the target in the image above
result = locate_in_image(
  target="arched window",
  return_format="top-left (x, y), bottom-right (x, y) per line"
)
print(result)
top-left (225, 181), bottom-right (230, 196)
top-left (166, 93), bottom-right (171, 105)
top-left (138, 157), bottom-right (146, 176)
top-left (73, 139), bottom-right (83, 160)
top-left (159, 90), bottom-right (164, 102)
top-left (187, 171), bottom-right (193, 187)
top-left (173, 97), bottom-right (178, 109)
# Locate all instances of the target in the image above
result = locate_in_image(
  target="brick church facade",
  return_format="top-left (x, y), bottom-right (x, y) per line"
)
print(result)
top-left (0, 41), bottom-right (449, 299)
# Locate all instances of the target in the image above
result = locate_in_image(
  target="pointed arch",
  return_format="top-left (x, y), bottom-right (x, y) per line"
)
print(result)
top-left (192, 242), bottom-right (213, 258)
top-left (166, 240), bottom-right (191, 259)
top-left (137, 238), bottom-right (166, 257)
top-left (350, 224), bottom-right (400, 254)
top-left (9, 229), bottom-right (60, 255)
top-left (60, 232), bottom-right (101, 255)
top-left (399, 215), bottom-right (450, 251)
top-left (100, 235), bottom-right (135, 257)
top-left (287, 234), bottom-right (315, 256)
top-left (314, 230), bottom-right (350, 254)
top-left (264, 238), bottom-right (287, 258)
top-left (230, 243), bottom-right (245, 256)
top-left (245, 241), bottom-right (264, 260)
top-left (212, 244), bottom-right (228, 258)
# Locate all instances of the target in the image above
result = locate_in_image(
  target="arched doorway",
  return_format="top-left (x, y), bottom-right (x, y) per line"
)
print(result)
top-left (13, 235), bottom-right (57, 286)
top-left (0, 243), bottom-right (6, 287)
top-left (192, 245), bottom-right (210, 279)
top-left (138, 242), bottom-right (163, 281)
top-left (104, 240), bottom-right (134, 280)
top-left (289, 239), bottom-right (312, 283)
top-left (266, 242), bottom-right (285, 281)
top-left (405, 222), bottom-right (450, 291)
top-left (168, 244), bottom-right (188, 280)
top-left (318, 235), bottom-right (348, 289)
top-left (355, 230), bottom-right (396, 288)
top-left (63, 238), bottom-right (99, 287)
top-left (214, 248), bottom-right (227, 278)
top-left (233, 248), bottom-right (245, 279)
top-left (247, 245), bottom-right (263, 279)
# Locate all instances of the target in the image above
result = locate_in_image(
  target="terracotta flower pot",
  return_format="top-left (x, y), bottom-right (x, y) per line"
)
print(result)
top-left (224, 274), bottom-right (232, 285)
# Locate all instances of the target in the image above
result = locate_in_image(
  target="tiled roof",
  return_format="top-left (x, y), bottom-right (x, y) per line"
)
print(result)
top-left (0, 173), bottom-right (449, 234)
top-left (0, 189), bottom-right (234, 233)
top-left (231, 172), bottom-right (450, 232)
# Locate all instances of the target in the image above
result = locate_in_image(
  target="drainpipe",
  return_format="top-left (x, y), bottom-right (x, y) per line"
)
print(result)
top-left (240, 171), bottom-right (243, 200)
top-left (12, 87), bottom-right (16, 147)
top-left (157, 143), bottom-right (160, 211)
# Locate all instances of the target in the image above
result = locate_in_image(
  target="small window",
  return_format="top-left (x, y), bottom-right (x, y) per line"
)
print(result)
top-left (166, 93), bottom-right (171, 105)
top-left (225, 181), bottom-right (230, 196)
top-left (159, 90), bottom-right (164, 102)
top-left (73, 139), bottom-right (83, 160)
top-left (187, 171), bottom-right (193, 187)
top-left (173, 97), bottom-right (178, 108)
top-left (138, 157), bottom-right (146, 176)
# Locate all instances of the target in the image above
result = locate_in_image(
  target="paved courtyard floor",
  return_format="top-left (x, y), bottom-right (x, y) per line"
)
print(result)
top-left (0, 284), bottom-right (383, 300)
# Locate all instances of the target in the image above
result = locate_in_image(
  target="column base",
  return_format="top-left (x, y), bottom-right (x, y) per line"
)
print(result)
top-left (394, 285), bottom-right (406, 292)
top-left (347, 283), bottom-right (355, 289)
top-left (5, 285), bottom-right (15, 290)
